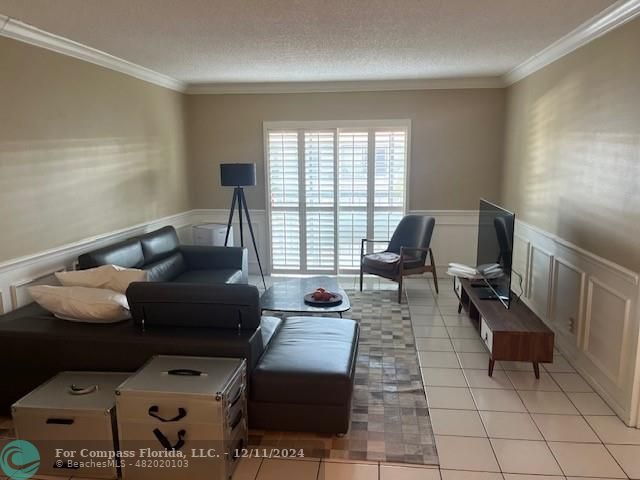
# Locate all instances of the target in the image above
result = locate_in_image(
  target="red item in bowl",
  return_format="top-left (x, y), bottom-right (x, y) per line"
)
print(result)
top-left (312, 288), bottom-right (334, 301)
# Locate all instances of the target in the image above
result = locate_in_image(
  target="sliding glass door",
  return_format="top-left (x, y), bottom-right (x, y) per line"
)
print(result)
top-left (266, 121), bottom-right (409, 274)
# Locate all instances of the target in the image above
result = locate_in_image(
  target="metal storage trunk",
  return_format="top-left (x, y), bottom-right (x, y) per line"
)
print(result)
top-left (12, 371), bottom-right (129, 479)
top-left (116, 355), bottom-right (247, 480)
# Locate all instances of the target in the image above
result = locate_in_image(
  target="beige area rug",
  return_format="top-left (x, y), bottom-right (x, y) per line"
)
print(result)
top-left (248, 289), bottom-right (438, 465)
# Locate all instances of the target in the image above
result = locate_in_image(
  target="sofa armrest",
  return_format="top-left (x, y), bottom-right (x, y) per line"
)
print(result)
top-left (126, 282), bottom-right (260, 329)
top-left (179, 245), bottom-right (248, 281)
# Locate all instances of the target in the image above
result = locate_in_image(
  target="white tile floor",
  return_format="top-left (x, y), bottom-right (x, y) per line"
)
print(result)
top-left (233, 274), bottom-right (640, 480)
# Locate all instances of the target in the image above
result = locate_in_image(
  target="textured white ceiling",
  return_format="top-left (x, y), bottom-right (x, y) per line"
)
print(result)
top-left (0, 0), bottom-right (615, 83)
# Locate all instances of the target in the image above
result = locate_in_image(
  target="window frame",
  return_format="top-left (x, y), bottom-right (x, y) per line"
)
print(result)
top-left (263, 119), bottom-right (411, 274)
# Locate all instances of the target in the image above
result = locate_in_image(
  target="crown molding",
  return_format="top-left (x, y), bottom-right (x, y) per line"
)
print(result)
top-left (184, 77), bottom-right (505, 95)
top-left (4, 0), bottom-right (636, 95)
top-left (0, 13), bottom-right (502, 95)
top-left (504, 0), bottom-right (640, 85)
top-left (0, 15), bottom-right (186, 92)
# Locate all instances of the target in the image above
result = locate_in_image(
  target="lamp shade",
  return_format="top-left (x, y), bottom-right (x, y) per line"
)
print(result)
top-left (220, 163), bottom-right (256, 187)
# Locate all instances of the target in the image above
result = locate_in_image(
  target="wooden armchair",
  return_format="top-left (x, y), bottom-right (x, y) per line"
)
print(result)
top-left (359, 215), bottom-right (438, 302)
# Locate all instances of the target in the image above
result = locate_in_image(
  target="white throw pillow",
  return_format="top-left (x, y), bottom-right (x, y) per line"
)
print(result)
top-left (56, 265), bottom-right (147, 294)
top-left (28, 285), bottom-right (131, 323)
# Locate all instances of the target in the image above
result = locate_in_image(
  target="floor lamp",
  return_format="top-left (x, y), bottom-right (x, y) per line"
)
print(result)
top-left (220, 163), bottom-right (266, 289)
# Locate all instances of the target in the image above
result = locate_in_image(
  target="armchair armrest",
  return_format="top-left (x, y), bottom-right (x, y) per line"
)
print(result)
top-left (126, 282), bottom-right (260, 329)
top-left (360, 238), bottom-right (390, 257)
top-left (179, 245), bottom-right (248, 282)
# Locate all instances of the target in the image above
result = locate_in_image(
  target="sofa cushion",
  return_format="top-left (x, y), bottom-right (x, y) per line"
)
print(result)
top-left (251, 316), bottom-right (359, 406)
top-left (140, 226), bottom-right (180, 264)
top-left (144, 252), bottom-right (187, 282)
top-left (56, 265), bottom-right (147, 294)
top-left (78, 238), bottom-right (145, 270)
top-left (172, 269), bottom-right (243, 285)
top-left (28, 285), bottom-right (130, 323)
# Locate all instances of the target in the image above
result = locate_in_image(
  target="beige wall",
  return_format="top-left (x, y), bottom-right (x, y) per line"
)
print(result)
top-left (185, 89), bottom-right (506, 211)
top-left (0, 37), bottom-right (190, 263)
top-left (502, 17), bottom-right (640, 271)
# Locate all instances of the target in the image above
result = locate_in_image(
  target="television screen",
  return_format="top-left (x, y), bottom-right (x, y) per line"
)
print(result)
top-left (476, 199), bottom-right (515, 308)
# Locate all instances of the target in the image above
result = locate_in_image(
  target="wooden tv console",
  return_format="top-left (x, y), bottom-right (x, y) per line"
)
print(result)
top-left (454, 278), bottom-right (554, 378)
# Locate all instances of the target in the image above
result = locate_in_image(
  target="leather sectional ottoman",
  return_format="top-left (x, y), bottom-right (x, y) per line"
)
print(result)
top-left (249, 316), bottom-right (359, 434)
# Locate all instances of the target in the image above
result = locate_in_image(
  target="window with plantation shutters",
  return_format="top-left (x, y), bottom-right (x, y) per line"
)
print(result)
top-left (265, 121), bottom-right (409, 273)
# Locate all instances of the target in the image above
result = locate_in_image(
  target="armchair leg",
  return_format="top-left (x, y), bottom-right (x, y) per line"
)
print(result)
top-left (359, 266), bottom-right (364, 292)
top-left (398, 275), bottom-right (403, 303)
top-left (430, 248), bottom-right (439, 294)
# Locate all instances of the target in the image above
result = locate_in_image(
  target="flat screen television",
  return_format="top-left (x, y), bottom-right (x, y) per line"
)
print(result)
top-left (476, 199), bottom-right (515, 309)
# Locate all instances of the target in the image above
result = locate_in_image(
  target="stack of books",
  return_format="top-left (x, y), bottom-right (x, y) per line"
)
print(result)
top-left (447, 263), bottom-right (504, 279)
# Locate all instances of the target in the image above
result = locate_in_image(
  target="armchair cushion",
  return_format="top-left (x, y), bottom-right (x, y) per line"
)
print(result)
top-left (362, 252), bottom-right (400, 273)
top-left (362, 251), bottom-right (425, 274)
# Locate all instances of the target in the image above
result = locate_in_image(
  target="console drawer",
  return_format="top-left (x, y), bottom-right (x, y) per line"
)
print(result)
top-left (480, 317), bottom-right (493, 353)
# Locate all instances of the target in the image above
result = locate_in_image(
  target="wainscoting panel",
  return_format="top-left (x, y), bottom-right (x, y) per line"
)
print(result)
top-left (512, 234), bottom-right (530, 296)
top-left (514, 220), bottom-right (640, 426)
top-left (527, 246), bottom-right (553, 320)
top-left (584, 278), bottom-right (632, 386)
top-left (549, 258), bottom-right (585, 346)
